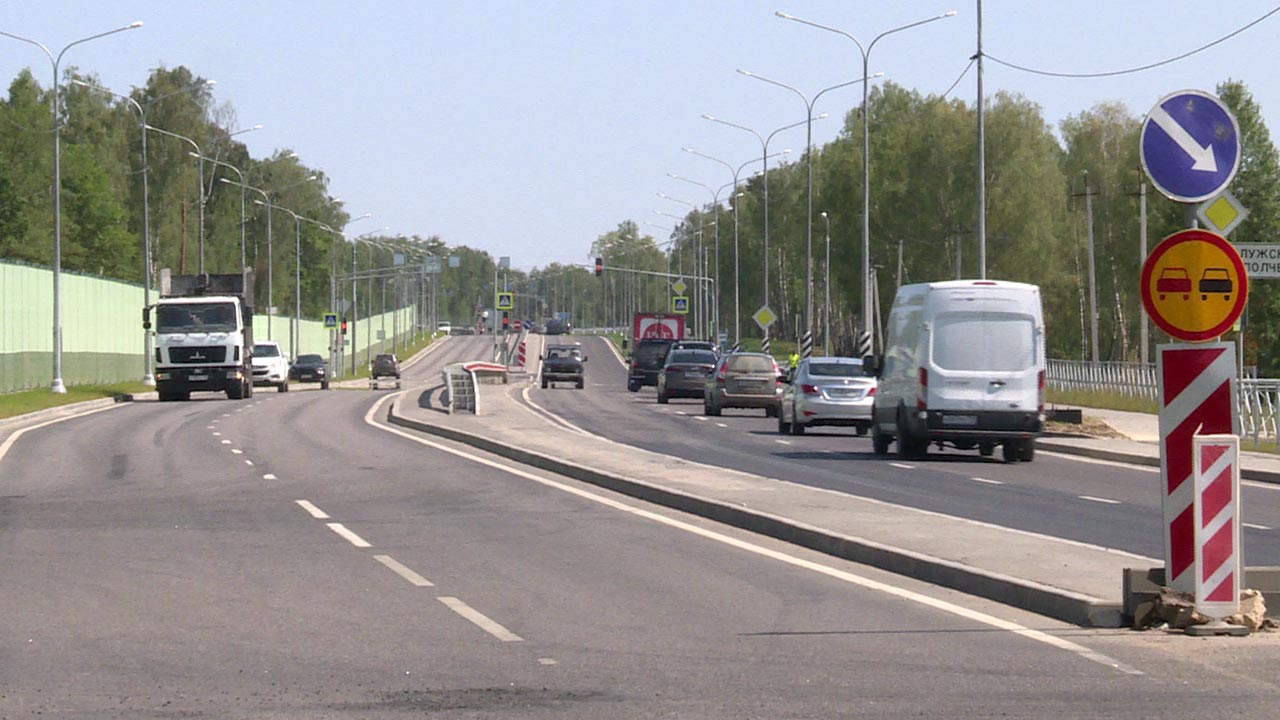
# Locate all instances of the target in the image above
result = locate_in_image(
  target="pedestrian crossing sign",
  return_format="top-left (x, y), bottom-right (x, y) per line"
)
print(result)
top-left (496, 292), bottom-right (514, 310)
top-left (671, 296), bottom-right (689, 314)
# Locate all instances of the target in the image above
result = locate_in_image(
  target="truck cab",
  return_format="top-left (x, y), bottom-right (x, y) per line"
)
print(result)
top-left (149, 270), bottom-right (255, 401)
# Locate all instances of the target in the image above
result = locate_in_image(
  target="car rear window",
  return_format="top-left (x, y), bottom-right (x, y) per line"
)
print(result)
top-left (932, 312), bottom-right (1036, 372)
top-left (808, 362), bottom-right (862, 377)
top-left (297, 354), bottom-right (323, 364)
top-left (727, 355), bottom-right (774, 372)
top-left (634, 342), bottom-right (672, 361)
top-left (668, 350), bottom-right (716, 365)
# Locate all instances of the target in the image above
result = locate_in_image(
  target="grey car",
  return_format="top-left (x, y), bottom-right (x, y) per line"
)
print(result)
top-left (657, 349), bottom-right (717, 403)
top-left (778, 356), bottom-right (876, 435)
top-left (704, 352), bottom-right (781, 417)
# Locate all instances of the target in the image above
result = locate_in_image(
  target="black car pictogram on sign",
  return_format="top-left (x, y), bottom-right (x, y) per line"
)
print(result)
top-left (1199, 268), bottom-right (1233, 301)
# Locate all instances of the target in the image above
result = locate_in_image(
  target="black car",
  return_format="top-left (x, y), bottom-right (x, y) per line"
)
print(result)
top-left (541, 344), bottom-right (586, 389)
top-left (627, 338), bottom-right (675, 392)
top-left (657, 349), bottom-right (717, 403)
top-left (289, 353), bottom-right (330, 390)
top-left (545, 318), bottom-right (571, 335)
top-left (671, 339), bottom-right (717, 355)
top-left (371, 353), bottom-right (400, 379)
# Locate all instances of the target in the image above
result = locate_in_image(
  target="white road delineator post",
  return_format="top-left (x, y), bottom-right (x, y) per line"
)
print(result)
top-left (1187, 434), bottom-right (1249, 636)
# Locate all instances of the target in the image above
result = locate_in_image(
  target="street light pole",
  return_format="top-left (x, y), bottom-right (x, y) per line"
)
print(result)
top-left (196, 153), bottom-right (248, 276)
top-left (737, 69), bottom-right (878, 358)
top-left (2, 20), bottom-right (143, 392)
top-left (72, 77), bottom-right (214, 386)
top-left (145, 125), bottom-right (207, 272)
top-left (821, 211), bottom-right (831, 354)
top-left (776, 9), bottom-right (956, 350)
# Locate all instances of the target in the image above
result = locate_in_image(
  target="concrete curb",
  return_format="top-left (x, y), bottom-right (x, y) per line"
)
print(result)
top-left (1037, 438), bottom-right (1280, 485)
top-left (387, 396), bottom-right (1122, 627)
top-left (0, 393), bottom-right (148, 433)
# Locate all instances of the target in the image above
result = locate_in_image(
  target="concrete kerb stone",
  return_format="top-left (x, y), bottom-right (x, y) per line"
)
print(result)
top-left (0, 392), bottom-right (153, 434)
top-left (1037, 438), bottom-right (1280, 486)
top-left (386, 393), bottom-right (1123, 628)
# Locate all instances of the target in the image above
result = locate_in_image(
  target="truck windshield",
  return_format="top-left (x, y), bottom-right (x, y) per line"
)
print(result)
top-left (156, 302), bottom-right (238, 333)
top-left (932, 312), bottom-right (1036, 372)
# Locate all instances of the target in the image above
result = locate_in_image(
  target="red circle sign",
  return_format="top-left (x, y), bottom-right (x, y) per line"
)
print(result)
top-left (1140, 229), bottom-right (1247, 342)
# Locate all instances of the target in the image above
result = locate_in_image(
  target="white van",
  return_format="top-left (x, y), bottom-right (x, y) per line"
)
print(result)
top-left (867, 280), bottom-right (1046, 463)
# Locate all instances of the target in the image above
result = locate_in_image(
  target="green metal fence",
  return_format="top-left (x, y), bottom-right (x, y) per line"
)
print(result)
top-left (1, 261), bottom-right (417, 393)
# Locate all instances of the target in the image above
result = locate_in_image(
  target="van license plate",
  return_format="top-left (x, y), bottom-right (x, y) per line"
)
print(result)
top-left (943, 414), bottom-right (977, 426)
top-left (190, 374), bottom-right (208, 381)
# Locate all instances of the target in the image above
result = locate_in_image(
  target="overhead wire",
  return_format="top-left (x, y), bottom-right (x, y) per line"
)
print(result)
top-left (984, 5), bottom-right (1280, 79)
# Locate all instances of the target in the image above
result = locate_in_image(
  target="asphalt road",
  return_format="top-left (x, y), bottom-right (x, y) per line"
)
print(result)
top-left (2, 334), bottom-right (1279, 718)
top-left (524, 335), bottom-right (1280, 566)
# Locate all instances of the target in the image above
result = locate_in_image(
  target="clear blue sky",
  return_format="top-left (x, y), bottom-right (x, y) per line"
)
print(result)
top-left (4, 1), bottom-right (1278, 271)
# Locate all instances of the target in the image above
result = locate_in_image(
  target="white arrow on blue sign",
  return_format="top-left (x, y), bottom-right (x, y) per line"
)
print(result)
top-left (1140, 90), bottom-right (1240, 203)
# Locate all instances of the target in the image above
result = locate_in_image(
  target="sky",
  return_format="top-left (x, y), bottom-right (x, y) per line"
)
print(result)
top-left (3, 1), bottom-right (1279, 272)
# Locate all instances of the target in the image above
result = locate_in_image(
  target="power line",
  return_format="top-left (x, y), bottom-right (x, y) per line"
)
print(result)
top-left (942, 58), bottom-right (975, 99)
top-left (985, 5), bottom-right (1280, 79)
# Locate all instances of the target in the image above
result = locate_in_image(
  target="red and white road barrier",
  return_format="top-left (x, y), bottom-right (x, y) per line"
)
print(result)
top-left (1158, 342), bottom-right (1239, 592)
top-left (1193, 434), bottom-right (1241, 619)
top-left (516, 340), bottom-right (527, 369)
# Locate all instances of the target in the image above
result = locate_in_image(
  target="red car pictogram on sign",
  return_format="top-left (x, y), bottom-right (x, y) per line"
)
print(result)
top-left (1157, 267), bottom-right (1191, 300)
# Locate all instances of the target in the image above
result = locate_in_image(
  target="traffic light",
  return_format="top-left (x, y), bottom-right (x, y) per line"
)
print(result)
top-left (502, 311), bottom-right (510, 331)
top-left (340, 318), bottom-right (348, 335)
top-left (594, 257), bottom-right (603, 276)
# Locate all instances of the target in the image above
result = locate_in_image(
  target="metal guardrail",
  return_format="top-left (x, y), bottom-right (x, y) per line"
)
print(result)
top-left (1048, 359), bottom-right (1279, 448)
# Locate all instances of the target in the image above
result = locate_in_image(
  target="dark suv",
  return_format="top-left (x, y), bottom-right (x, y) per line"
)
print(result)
top-left (289, 353), bottom-right (330, 390)
top-left (627, 338), bottom-right (675, 392)
top-left (541, 344), bottom-right (586, 389)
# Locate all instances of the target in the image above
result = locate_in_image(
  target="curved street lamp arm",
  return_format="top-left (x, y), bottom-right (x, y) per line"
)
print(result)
top-left (736, 69), bottom-right (809, 109)
top-left (702, 114), bottom-right (764, 146)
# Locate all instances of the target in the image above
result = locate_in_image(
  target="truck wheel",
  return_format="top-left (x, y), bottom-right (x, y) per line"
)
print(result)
top-left (1002, 440), bottom-right (1021, 463)
top-left (979, 443), bottom-right (995, 457)
top-left (1019, 439), bottom-right (1035, 462)
top-left (871, 423), bottom-right (890, 456)
top-left (897, 408), bottom-right (926, 460)
top-left (227, 381), bottom-right (245, 400)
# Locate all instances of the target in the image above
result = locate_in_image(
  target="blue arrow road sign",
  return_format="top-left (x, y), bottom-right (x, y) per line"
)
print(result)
top-left (1140, 90), bottom-right (1240, 203)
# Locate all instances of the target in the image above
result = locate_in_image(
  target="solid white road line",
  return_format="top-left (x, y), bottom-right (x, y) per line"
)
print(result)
top-left (971, 477), bottom-right (1004, 485)
top-left (438, 597), bottom-right (524, 642)
top-left (0, 403), bottom-right (123, 465)
top-left (889, 462), bottom-right (914, 470)
top-left (295, 500), bottom-right (329, 519)
top-left (1079, 495), bottom-right (1121, 505)
top-left (327, 523), bottom-right (371, 548)
top-left (365, 395), bottom-right (1142, 675)
top-left (374, 554), bottom-right (434, 587)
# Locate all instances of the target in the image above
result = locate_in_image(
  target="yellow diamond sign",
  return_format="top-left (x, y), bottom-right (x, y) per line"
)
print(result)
top-left (752, 305), bottom-right (776, 331)
top-left (672, 278), bottom-right (688, 295)
top-left (1197, 190), bottom-right (1248, 236)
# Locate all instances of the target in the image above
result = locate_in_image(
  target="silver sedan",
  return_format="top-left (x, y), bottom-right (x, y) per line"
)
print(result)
top-left (778, 357), bottom-right (876, 435)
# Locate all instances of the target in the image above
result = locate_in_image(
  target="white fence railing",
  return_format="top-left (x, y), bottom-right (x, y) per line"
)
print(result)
top-left (1047, 359), bottom-right (1279, 448)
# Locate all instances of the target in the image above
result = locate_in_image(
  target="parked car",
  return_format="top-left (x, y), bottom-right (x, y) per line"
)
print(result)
top-left (656, 348), bottom-right (718, 403)
top-left (437, 321), bottom-right (453, 335)
top-left (251, 341), bottom-right (290, 392)
top-left (627, 338), bottom-right (676, 391)
top-left (545, 318), bottom-right (571, 335)
top-left (778, 357), bottom-right (875, 435)
top-left (541, 344), bottom-right (586, 389)
top-left (289, 353), bottom-right (330, 390)
top-left (704, 352), bottom-right (781, 417)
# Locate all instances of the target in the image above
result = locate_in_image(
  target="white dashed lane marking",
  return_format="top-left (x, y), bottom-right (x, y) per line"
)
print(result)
top-left (244, 460), bottom-right (254, 466)
top-left (1079, 495), bottom-right (1121, 505)
top-left (327, 522), bottom-right (372, 548)
top-left (231, 449), bottom-right (243, 455)
top-left (1244, 523), bottom-right (1272, 531)
top-left (438, 597), bottom-right (524, 642)
top-left (295, 500), bottom-right (329, 519)
top-left (971, 477), bottom-right (1004, 485)
top-left (263, 473), bottom-right (277, 480)
top-left (374, 555), bottom-right (434, 587)
top-left (775, 439), bottom-right (792, 446)
top-left (889, 462), bottom-right (914, 470)
top-left (715, 423), bottom-right (728, 428)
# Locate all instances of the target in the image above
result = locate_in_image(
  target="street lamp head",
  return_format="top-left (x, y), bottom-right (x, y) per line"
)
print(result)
top-left (204, 79), bottom-right (216, 87)
top-left (775, 11), bottom-right (795, 20)
top-left (735, 69), bottom-right (753, 78)
top-left (129, 21), bottom-right (144, 28)
top-left (701, 114), bottom-right (716, 121)
top-left (943, 10), bottom-right (958, 18)
top-left (781, 148), bottom-right (792, 155)
top-left (815, 113), bottom-right (829, 120)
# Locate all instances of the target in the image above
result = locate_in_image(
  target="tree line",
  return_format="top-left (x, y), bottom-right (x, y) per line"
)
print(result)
top-left (586, 80), bottom-right (1280, 371)
top-left (0, 64), bottom-right (502, 331)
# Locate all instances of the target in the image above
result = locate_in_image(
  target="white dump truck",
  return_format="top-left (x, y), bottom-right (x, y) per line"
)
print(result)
top-left (145, 270), bottom-right (255, 401)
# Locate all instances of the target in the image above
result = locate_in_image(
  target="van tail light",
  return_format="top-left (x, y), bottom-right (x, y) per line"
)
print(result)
top-left (631, 359), bottom-right (639, 368)
top-left (917, 367), bottom-right (928, 411)
top-left (1037, 369), bottom-right (1046, 412)
top-left (717, 366), bottom-right (727, 385)
top-left (801, 384), bottom-right (821, 396)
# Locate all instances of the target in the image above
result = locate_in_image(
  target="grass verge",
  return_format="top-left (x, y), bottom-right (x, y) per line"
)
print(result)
top-left (0, 381), bottom-right (154, 421)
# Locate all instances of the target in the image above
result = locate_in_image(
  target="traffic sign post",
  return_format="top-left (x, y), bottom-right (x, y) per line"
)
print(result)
top-left (1140, 229), bottom-right (1248, 343)
top-left (1141, 90), bottom-right (1241, 203)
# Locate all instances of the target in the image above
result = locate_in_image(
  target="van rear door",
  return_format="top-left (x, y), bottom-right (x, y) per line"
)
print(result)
top-left (927, 310), bottom-right (1040, 413)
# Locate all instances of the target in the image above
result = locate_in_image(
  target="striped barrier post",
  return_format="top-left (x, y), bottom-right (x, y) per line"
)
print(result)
top-left (1187, 434), bottom-right (1248, 635)
top-left (517, 340), bottom-right (526, 369)
top-left (1158, 342), bottom-right (1239, 593)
